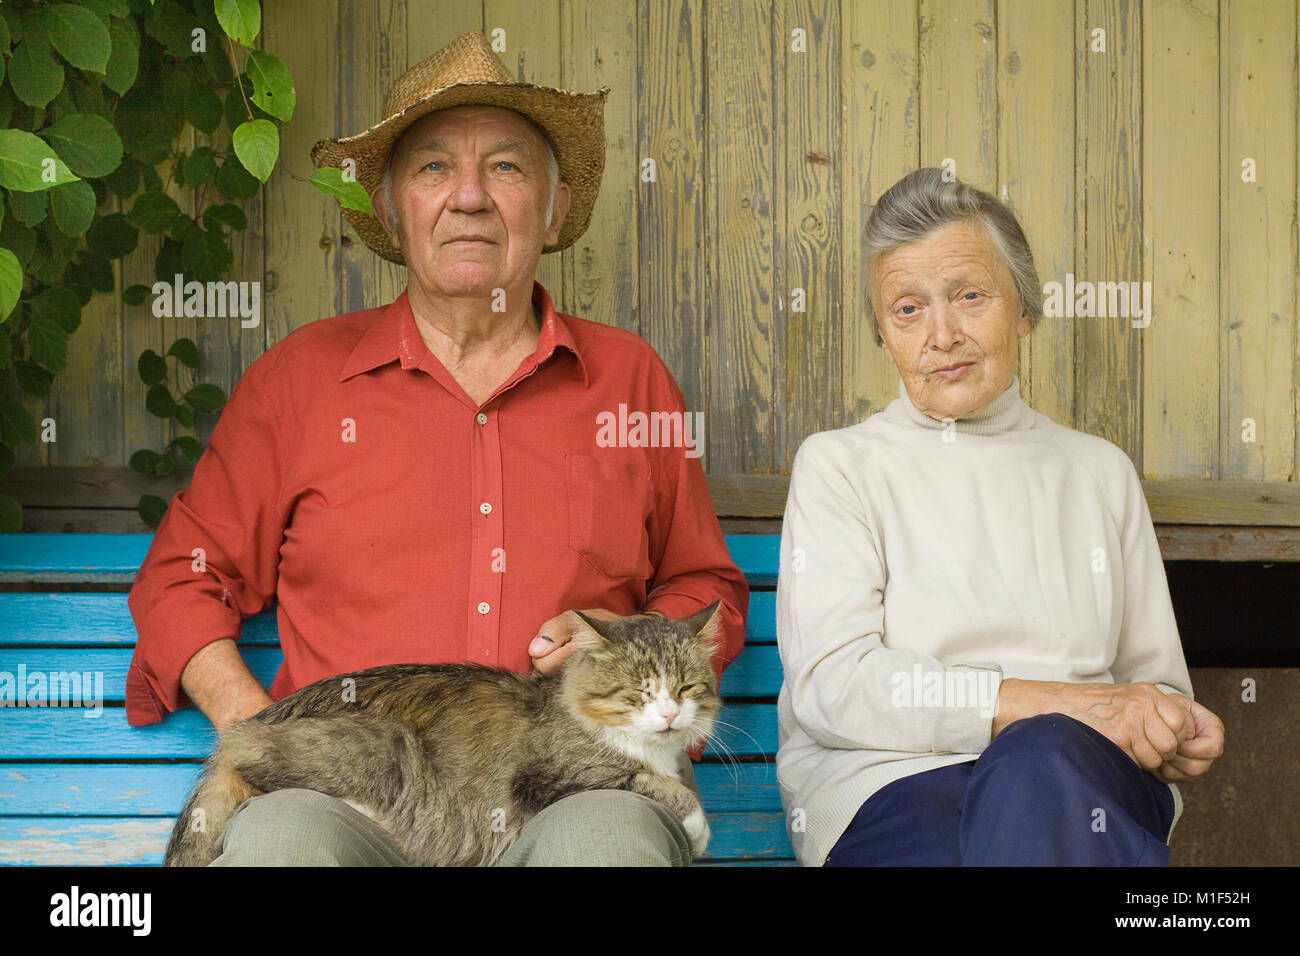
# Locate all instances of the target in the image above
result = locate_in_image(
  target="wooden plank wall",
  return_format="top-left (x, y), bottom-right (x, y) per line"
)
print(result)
top-left (11, 0), bottom-right (1300, 492)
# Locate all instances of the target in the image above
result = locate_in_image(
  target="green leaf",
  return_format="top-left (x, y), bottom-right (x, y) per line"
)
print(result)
top-left (153, 455), bottom-right (176, 477)
top-left (154, 236), bottom-right (184, 283)
top-left (0, 249), bottom-right (21, 322)
top-left (214, 154), bottom-right (260, 200)
top-left (77, 0), bottom-right (112, 25)
top-left (181, 224), bottom-right (231, 281)
top-left (223, 81), bottom-right (271, 130)
top-left (173, 404), bottom-right (195, 429)
top-left (64, 253), bottom-right (113, 295)
top-left (0, 11), bottom-right (11, 54)
top-left (0, 399), bottom-right (38, 445)
top-left (105, 19), bottom-right (141, 94)
top-left (0, 130), bottom-right (79, 191)
top-left (168, 434), bottom-right (202, 462)
top-left (246, 49), bottom-right (294, 122)
top-left (15, 360), bottom-right (54, 397)
top-left (123, 283), bottom-right (151, 306)
top-left (129, 448), bottom-right (160, 474)
top-left (202, 203), bottom-right (247, 232)
top-left (309, 167), bottom-right (374, 215)
top-left (0, 6), bottom-right (21, 44)
top-left (182, 146), bottom-right (217, 187)
top-left (0, 494), bottom-right (22, 533)
top-left (138, 348), bottom-right (167, 385)
top-left (215, 0), bottom-right (260, 47)
top-left (69, 75), bottom-right (112, 120)
top-left (126, 131), bottom-right (172, 166)
top-left (167, 337), bottom-right (200, 368)
top-left (145, 383), bottom-right (176, 417)
top-left (128, 190), bottom-right (182, 233)
top-left (34, 4), bottom-right (112, 73)
top-left (0, 86), bottom-right (16, 129)
top-left (161, 70), bottom-right (192, 115)
top-left (185, 83), bottom-right (223, 134)
top-left (27, 311), bottom-right (70, 374)
top-left (8, 189), bottom-right (48, 227)
top-left (9, 38), bottom-right (65, 108)
top-left (40, 113), bottom-right (125, 178)
top-left (29, 286), bottom-right (81, 334)
top-left (49, 179), bottom-right (98, 237)
top-left (146, 1), bottom-right (201, 58)
top-left (0, 219), bottom-right (36, 270)
top-left (138, 494), bottom-right (167, 529)
top-left (85, 212), bottom-right (139, 258)
top-left (183, 383), bottom-right (227, 413)
top-left (232, 119), bottom-right (277, 183)
top-left (30, 228), bottom-right (79, 284)
top-left (103, 157), bottom-right (141, 199)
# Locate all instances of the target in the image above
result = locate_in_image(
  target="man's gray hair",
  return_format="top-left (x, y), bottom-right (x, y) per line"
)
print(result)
top-left (380, 118), bottom-right (560, 234)
top-left (863, 167), bottom-right (1043, 347)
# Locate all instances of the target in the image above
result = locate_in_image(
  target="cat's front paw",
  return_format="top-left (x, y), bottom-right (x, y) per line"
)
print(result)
top-left (682, 806), bottom-right (710, 857)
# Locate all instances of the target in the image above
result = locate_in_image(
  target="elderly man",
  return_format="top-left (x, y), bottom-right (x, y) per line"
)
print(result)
top-left (127, 33), bottom-right (748, 866)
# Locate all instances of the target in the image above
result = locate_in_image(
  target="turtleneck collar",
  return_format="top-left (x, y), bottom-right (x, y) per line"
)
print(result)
top-left (886, 374), bottom-right (1037, 435)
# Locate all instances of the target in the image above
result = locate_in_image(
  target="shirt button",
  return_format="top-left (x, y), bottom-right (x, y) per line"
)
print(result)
top-left (477, 602), bottom-right (490, 615)
top-left (479, 502), bottom-right (492, 515)
top-left (475, 413), bottom-right (488, 425)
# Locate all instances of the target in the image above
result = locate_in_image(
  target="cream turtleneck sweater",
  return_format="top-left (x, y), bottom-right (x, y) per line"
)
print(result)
top-left (775, 375), bottom-right (1193, 866)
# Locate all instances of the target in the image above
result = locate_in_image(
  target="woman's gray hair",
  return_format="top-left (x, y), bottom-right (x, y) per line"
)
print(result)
top-left (380, 118), bottom-right (560, 231)
top-left (863, 167), bottom-right (1042, 347)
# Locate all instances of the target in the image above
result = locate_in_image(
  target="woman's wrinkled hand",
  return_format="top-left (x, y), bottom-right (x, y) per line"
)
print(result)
top-left (992, 679), bottom-right (1224, 779)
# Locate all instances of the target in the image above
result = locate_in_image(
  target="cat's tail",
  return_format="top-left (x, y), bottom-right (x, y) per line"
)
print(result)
top-left (163, 746), bottom-right (261, 867)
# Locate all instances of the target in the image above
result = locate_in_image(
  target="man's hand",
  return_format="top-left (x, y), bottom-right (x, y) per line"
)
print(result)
top-left (992, 679), bottom-right (1223, 780)
top-left (528, 608), bottom-right (664, 676)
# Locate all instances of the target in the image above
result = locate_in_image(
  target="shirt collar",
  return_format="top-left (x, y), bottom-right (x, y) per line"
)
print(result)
top-left (339, 281), bottom-right (589, 387)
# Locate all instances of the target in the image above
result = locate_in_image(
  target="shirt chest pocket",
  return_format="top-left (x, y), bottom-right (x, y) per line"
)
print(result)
top-left (566, 452), bottom-right (653, 580)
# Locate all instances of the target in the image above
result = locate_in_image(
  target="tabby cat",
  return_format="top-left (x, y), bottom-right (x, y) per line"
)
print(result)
top-left (164, 602), bottom-right (723, 866)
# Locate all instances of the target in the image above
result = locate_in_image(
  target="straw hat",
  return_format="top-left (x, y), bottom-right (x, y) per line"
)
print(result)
top-left (311, 32), bottom-right (609, 264)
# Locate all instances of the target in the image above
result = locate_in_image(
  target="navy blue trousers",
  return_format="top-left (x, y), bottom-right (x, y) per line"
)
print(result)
top-left (825, 714), bottom-right (1176, 866)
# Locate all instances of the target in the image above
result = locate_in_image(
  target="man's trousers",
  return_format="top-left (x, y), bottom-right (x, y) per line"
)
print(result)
top-left (209, 752), bottom-right (697, 866)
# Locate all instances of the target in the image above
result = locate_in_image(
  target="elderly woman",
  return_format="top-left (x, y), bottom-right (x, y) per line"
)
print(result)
top-left (776, 168), bottom-right (1225, 866)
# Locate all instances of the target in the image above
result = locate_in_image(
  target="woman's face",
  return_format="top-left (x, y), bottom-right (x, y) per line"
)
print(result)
top-left (870, 218), bottom-right (1032, 421)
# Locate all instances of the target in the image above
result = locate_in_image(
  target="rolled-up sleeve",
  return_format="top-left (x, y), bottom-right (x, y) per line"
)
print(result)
top-left (125, 354), bottom-right (290, 726)
top-left (777, 433), bottom-right (1000, 756)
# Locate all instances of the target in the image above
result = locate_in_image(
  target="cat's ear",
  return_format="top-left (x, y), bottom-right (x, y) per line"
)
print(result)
top-left (682, 600), bottom-right (724, 652)
top-left (570, 611), bottom-right (613, 652)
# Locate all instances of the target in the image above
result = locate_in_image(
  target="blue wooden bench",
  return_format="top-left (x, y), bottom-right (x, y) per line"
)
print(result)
top-left (0, 533), bottom-right (790, 865)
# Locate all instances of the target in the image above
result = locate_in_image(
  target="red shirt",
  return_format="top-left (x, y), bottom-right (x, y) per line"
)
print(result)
top-left (126, 281), bottom-right (749, 727)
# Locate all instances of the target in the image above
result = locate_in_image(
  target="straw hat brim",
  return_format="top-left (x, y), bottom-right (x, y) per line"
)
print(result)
top-left (311, 82), bottom-right (609, 264)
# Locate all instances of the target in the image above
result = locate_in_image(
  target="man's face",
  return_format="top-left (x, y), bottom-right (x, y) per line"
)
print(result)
top-left (871, 218), bottom-right (1031, 421)
top-left (373, 105), bottom-right (571, 301)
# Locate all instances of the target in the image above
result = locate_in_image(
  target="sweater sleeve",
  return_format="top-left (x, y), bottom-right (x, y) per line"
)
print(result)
top-left (776, 433), bottom-right (1000, 756)
top-left (1108, 454), bottom-right (1194, 700)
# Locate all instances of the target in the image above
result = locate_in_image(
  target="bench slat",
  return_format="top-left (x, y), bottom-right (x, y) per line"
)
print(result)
top-left (0, 762), bottom-right (783, 816)
top-left (0, 812), bottom-right (794, 865)
top-left (0, 533), bottom-right (782, 586)
top-left (0, 534), bottom-right (151, 582)
top-left (0, 645), bottom-right (782, 701)
top-left (0, 590), bottom-right (775, 646)
top-left (0, 705), bottom-right (777, 759)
